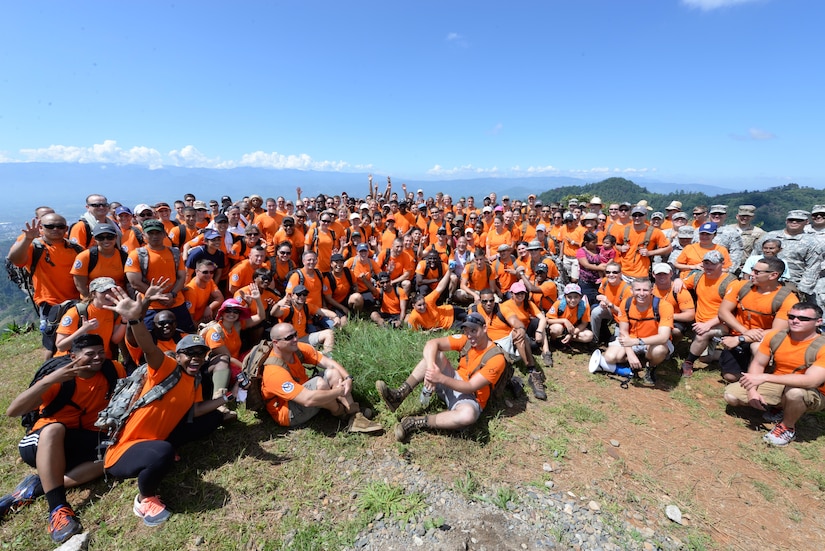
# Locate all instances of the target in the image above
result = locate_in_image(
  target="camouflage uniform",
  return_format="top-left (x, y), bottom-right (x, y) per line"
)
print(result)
top-left (693, 206), bottom-right (743, 272)
top-left (806, 205), bottom-right (825, 313)
top-left (756, 210), bottom-right (823, 298)
top-left (729, 204), bottom-right (765, 262)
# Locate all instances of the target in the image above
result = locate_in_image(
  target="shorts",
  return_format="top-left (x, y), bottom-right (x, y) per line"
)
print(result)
top-left (377, 312), bottom-right (400, 323)
top-left (607, 339), bottom-right (674, 357)
top-left (287, 372), bottom-right (331, 426)
top-left (19, 424), bottom-right (102, 470)
top-left (434, 364), bottom-right (482, 420)
top-left (495, 335), bottom-right (518, 361)
top-left (724, 381), bottom-right (786, 406)
top-left (719, 345), bottom-right (752, 378)
top-left (299, 332), bottom-right (325, 348)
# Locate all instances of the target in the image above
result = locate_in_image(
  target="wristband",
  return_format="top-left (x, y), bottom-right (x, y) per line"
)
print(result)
top-left (344, 375), bottom-right (353, 381)
top-left (127, 319), bottom-right (141, 326)
top-left (222, 391), bottom-right (235, 403)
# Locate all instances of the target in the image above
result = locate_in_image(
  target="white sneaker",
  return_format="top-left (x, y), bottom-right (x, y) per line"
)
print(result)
top-left (588, 349), bottom-right (602, 373)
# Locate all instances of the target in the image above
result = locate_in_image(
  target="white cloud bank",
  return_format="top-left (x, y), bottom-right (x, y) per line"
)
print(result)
top-left (681, 0), bottom-right (762, 11)
top-left (12, 140), bottom-right (354, 172)
top-left (729, 127), bottom-right (777, 141)
top-left (427, 164), bottom-right (654, 179)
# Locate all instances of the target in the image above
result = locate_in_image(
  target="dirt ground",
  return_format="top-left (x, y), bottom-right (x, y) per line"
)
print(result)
top-left (401, 349), bottom-right (825, 551)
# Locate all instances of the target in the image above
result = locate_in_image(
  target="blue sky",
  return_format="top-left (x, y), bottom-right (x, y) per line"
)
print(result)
top-left (1, 0), bottom-right (822, 188)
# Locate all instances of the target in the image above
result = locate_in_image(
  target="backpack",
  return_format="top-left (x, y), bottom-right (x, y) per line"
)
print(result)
top-left (239, 339), bottom-right (275, 413)
top-left (136, 246), bottom-right (181, 284)
top-left (286, 267), bottom-right (323, 291)
top-left (557, 296), bottom-right (587, 325)
top-left (767, 330), bottom-right (825, 374)
top-left (686, 270), bottom-right (737, 300)
top-left (94, 362), bottom-right (187, 450)
top-left (465, 262), bottom-right (492, 285)
top-left (324, 268), bottom-right (355, 297)
top-left (623, 296), bottom-right (661, 323)
top-left (735, 282), bottom-right (794, 318)
top-left (44, 299), bottom-right (81, 336)
top-left (69, 219), bottom-right (93, 248)
top-left (461, 341), bottom-right (513, 404)
top-left (87, 246), bottom-right (128, 273)
top-left (21, 356), bottom-right (119, 431)
top-left (623, 224), bottom-right (655, 249)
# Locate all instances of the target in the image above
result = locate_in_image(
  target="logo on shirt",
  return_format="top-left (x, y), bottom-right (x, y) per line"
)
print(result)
top-left (281, 381), bottom-right (295, 393)
top-left (125, 257), bottom-right (134, 267)
top-left (61, 316), bottom-right (72, 327)
top-left (73, 260), bottom-right (82, 269)
top-left (210, 332), bottom-right (222, 342)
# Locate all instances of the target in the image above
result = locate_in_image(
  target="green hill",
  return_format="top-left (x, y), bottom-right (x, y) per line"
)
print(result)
top-left (538, 177), bottom-right (825, 230)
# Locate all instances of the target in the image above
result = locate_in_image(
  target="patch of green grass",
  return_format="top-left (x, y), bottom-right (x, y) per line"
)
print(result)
top-left (683, 530), bottom-right (714, 551)
top-left (358, 481), bottom-right (426, 523)
top-left (752, 481), bottom-right (775, 502)
top-left (481, 485), bottom-right (519, 510)
top-left (454, 471), bottom-right (480, 499)
top-left (628, 413), bottom-right (647, 425)
top-left (568, 403), bottom-right (607, 424)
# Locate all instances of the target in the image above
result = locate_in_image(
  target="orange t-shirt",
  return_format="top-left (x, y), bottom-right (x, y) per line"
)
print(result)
top-left (104, 355), bottom-right (202, 468)
top-left (16, 238), bottom-right (81, 305)
top-left (723, 281), bottom-right (796, 332)
top-left (286, 269), bottom-right (327, 310)
top-left (684, 272), bottom-right (736, 323)
top-left (676, 244), bottom-right (731, 279)
top-left (548, 298), bottom-right (591, 326)
top-left (446, 334), bottom-right (507, 410)
top-left (344, 257), bottom-right (380, 293)
top-left (461, 262), bottom-right (494, 292)
top-left (56, 303), bottom-right (119, 358)
top-left (261, 343), bottom-right (323, 426)
top-left (614, 298), bottom-right (674, 339)
top-left (758, 330), bottom-right (825, 394)
top-left (124, 247), bottom-right (186, 309)
top-left (70, 248), bottom-right (127, 291)
top-left (407, 290), bottom-right (454, 330)
top-left (616, 225), bottom-right (670, 278)
top-left (183, 279), bottom-right (220, 322)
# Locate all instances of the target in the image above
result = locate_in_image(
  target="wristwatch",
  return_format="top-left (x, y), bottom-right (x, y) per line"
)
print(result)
top-left (738, 336), bottom-right (746, 344)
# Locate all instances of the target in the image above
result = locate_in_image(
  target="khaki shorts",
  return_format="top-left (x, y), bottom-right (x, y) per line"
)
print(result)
top-left (725, 381), bottom-right (825, 411)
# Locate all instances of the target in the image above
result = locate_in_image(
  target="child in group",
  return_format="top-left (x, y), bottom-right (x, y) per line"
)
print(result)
top-left (599, 235), bottom-right (617, 265)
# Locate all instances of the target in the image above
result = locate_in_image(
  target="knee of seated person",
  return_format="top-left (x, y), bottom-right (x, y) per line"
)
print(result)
top-left (576, 330), bottom-right (594, 343)
top-left (349, 293), bottom-right (364, 309)
top-left (453, 403), bottom-right (481, 426)
top-left (39, 422), bottom-right (66, 441)
top-left (783, 387), bottom-right (806, 403)
top-left (723, 392), bottom-right (744, 406)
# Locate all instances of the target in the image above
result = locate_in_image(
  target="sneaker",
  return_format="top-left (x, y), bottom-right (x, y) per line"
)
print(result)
top-left (348, 412), bottom-right (383, 434)
top-left (541, 351), bottom-right (554, 368)
top-left (681, 360), bottom-right (694, 378)
top-left (588, 349), bottom-right (602, 374)
top-left (763, 422), bottom-right (796, 446)
top-left (762, 407), bottom-right (784, 423)
top-left (394, 416), bottom-right (428, 442)
top-left (375, 380), bottom-right (404, 412)
top-left (0, 474), bottom-right (44, 518)
top-left (527, 371), bottom-right (547, 401)
top-left (133, 494), bottom-right (171, 526)
top-left (48, 505), bottom-right (82, 543)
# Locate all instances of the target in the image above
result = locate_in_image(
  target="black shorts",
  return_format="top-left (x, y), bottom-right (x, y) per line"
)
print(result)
top-left (720, 345), bottom-right (752, 377)
top-left (19, 424), bottom-right (103, 470)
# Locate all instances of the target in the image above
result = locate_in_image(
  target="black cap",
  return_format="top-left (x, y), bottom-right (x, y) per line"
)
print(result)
top-left (460, 313), bottom-right (486, 329)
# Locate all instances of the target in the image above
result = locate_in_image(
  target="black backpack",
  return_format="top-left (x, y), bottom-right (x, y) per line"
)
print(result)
top-left (21, 357), bottom-right (119, 431)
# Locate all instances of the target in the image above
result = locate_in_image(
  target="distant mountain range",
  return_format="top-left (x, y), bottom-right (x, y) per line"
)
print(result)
top-left (0, 162), bottom-right (760, 224)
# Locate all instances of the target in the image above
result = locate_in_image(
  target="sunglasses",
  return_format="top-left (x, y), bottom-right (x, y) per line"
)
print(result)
top-left (787, 314), bottom-right (817, 322)
top-left (278, 250), bottom-right (290, 255)
top-left (605, 270), bottom-right (620, 274)
top-left (199, 270), bottom-right (215, 275)
top-left (750, 268), bottom-right (776, 275)
top-left (295, 292), bottom-right (309, 298)
top-left (88, 203), bottom-right (109, 208)
top-left (631, 213), bottom-right (645, 218)
top-left (277, 332), bottom-right (298, 341)
top-left (42, 223), bottom-right (67, 230)
top-left (96, 234), bottom-right (117, 241)
top-left (320, 219), bottom-right (331, 223)
top-left (246, 233), bottom-right (260, 236)
top-left (223, 309), bottom-right (242, 315)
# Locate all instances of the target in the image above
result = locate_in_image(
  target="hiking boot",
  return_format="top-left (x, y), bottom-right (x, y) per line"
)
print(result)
top-left (0, 474), bottom-right (43, 518)
top-left (348, 412), bottom-right (383, 434)
top-left (762, 407), bottom-right (784, 424)
top-left (681, 360), bottom-right (694, 378)
top-left (640, 368), bottom-right (656, 387)
top-left (375, 380), bottom-right (409, 412)
top-left (133, 494), bottom-right (171, 526)
top-left (527, 371), bottom-right (547, 401)
top-left (541, 351), bottom-right (554, 368)
top-left (394, 416), bottom-right (428, 442)
top-left (48, 504), bottom-right (82, 543)
top-left (763, 422), bottom-right (796, 446)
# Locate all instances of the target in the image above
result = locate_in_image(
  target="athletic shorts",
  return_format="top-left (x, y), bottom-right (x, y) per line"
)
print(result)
top-left (19, 424), bottom-right (102, 470)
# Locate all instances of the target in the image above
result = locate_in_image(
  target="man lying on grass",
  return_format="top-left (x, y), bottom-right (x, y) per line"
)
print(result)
top-left (375, 312), bottom-right (509, 442)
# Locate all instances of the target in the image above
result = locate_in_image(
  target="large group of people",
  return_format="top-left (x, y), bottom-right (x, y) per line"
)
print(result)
top-left (4, 181), bottom-right (825, 543)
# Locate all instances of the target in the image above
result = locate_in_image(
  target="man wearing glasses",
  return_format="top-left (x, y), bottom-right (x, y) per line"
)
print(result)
top-left (70, 223), bottom-right (127, 299)
top-left (8, 213), bottom-right (83, 358)
top-left (261, 322), bottom-right (381, 433)
top-left (69, 194), bottom-right (119, 249)
top-left (755, 209), bottom-right (822, 303)
top-left (717, 256), bottom-right (796, 383)
top-left (724, 302), bottom-right (825, 447)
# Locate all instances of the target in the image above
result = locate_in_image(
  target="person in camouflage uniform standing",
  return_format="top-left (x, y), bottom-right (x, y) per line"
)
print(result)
top-left (755, 210), bottom-right (822, 303)
top-left (805, 205), bottom-right (825, 316)
top-left (729, 205), bottom-right (764, 262)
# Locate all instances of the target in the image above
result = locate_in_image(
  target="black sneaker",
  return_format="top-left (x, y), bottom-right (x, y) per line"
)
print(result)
top-left (527, 371), bottom-right (547, 400)
top-left (508, 376), bottom-right (528, 401)
top-left (0, 474), bottom-right (43, 518)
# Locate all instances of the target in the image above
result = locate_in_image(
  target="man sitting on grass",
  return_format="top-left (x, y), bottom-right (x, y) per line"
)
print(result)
top-left (375, 312), bottom-right (509, 442)
top-left (4, 334), bottom-right (127, 543)
top-left (260, 323), bottom-right (382, 433)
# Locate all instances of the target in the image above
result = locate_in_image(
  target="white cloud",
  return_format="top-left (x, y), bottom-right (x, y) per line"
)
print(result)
top-left (729, 127), bottom-right (777, 141)
top-left (486, 123), bottom-right (504, 136)
top-left (426, 164), bottom-right (500, 177)
top-left (18, 139), bottom-right (165, 169)
top-left (681, 0), bottom-right (762, 11)
top-left (446, 32), bottom-right (469, 48)
top-left (168, 145), bottom-right (214, 167)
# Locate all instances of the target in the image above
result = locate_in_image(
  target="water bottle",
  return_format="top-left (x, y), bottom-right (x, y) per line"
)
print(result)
top-left (615, 365), bottom-right (633, 377)
top-left (39, 318), bottom-right (47, 334)
top-left (420, 385), bottom-right (433, 406)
